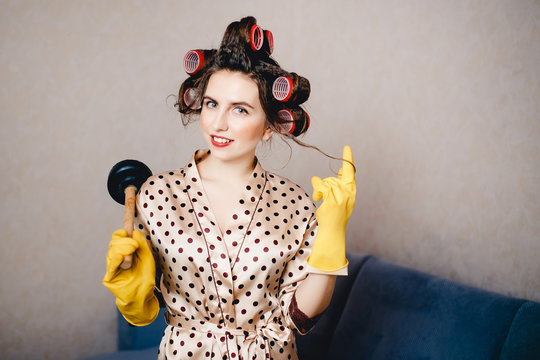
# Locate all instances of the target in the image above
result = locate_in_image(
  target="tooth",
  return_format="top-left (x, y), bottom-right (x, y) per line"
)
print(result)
top-left (214, 137), bottom-right (231, 143)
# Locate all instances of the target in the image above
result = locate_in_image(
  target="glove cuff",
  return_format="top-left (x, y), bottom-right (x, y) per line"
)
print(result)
top-left (306, 255), bottom-right (349, 273)
top-left (117, 293), bottom-right (160, 327)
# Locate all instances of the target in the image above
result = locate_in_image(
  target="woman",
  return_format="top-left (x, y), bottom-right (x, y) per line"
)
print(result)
top-left (103, 16), bottom-right (356, 360)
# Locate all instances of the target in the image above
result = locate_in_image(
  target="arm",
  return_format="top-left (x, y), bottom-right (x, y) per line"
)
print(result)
top-left (294, 273), bottom-right (336, 318)
top-left (295, 145), bottom-right (356, 318)
top-left (102, 186), bottom-right (160, 327)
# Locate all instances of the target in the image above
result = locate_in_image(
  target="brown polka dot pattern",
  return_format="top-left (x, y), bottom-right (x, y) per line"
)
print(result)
top-left (134, 150), bottom-right (317, 360)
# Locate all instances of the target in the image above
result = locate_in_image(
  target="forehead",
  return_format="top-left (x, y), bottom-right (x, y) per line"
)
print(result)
top-left (205, 70), bottom-right (261, 104)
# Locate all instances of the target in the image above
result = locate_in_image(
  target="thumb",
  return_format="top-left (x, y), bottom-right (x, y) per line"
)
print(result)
top-left (132, 230), bottom-right (152, 260)
top-left (104, 252), bottom-right (124, 283)
top-left (103, 232), bottom-right (139, 282)
top-left (311, 176), bottom-right (324, 202)
top-left (132, 230), bottom-right (147, 249)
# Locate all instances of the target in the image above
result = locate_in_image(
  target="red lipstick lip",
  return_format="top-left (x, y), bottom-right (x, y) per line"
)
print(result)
top-left (211, 135), bottom-right (233, 148)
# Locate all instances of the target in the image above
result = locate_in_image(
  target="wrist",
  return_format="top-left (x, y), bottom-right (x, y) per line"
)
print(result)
top-left (307, 226), bottom-right (347, 272)
top-left (314, 227), bottom-right (346, 249)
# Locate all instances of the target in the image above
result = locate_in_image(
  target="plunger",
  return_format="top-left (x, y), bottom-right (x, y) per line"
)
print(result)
top-left (107, 159), bottom-right (152, 269)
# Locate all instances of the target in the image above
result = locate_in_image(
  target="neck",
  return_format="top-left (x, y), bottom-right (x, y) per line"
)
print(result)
top-left (198, 153), bottom-right (256, 183)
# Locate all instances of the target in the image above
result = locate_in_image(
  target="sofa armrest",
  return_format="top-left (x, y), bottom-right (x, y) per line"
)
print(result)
top-left (499, 301), bottom-right (540, 360)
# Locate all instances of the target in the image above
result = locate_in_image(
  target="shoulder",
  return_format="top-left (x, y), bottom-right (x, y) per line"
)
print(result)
top-left (265, 171), bottom-right (316, 214)
top-left (138, 168), bottom-right (187, 200)
top-left (141, 168), bottom-right (184, 187)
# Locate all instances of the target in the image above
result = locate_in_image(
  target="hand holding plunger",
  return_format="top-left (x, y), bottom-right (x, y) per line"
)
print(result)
top-left (107, 160), bottom-right (152, 269)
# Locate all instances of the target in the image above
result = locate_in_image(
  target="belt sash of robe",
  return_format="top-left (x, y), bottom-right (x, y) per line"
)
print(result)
top-left (165, 311), bottom-right (293, 357)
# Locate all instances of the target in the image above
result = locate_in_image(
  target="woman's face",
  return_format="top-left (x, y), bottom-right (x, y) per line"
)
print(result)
top-left (200, 70), bottom-right (273, 165)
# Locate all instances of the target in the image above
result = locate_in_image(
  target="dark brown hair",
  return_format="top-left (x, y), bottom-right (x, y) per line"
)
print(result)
top-left (175, 17), bottom-right (310, 138)
top-left (175, 16), bottom-right (351, 167)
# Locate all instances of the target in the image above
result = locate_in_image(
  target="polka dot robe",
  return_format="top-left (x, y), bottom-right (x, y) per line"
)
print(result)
top-left (134, 150), bottom-right (318, 359)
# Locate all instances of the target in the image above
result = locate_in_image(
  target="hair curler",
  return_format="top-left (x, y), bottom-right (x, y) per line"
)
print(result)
top-left (183, 87), bottom-right (201, 110)
top-left (183, 49), bottom-right (216, 75)
top-left (263, 30), bottom-right (274, 55)
top-left (277, 108), bottom-right (310, 137)
top-left (272, 74), bottom-right (310, 104)
top-left (272, 76), bottom-right (294, 102)
top-left (250, 24), bottom-right (264, 51)
top-left (183, 50), bottom-right (204, 75)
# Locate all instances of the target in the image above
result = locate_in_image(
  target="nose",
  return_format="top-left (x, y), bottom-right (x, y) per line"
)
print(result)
top-left (213, 108), bottom-right (229, 132)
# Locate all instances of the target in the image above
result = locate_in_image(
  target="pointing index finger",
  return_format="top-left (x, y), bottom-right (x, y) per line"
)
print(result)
top-left (341, 145), bottom-right (355, 181)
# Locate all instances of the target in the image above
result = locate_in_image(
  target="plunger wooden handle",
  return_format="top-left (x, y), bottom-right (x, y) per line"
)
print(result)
top-left (107, 159), bottom-right (152, 270)
top-left (119, 185), bottom-right (137, 270)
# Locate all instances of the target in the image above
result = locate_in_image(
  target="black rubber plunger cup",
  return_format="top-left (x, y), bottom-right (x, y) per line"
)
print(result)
top-left (107, 159), bottom-right (152, 269)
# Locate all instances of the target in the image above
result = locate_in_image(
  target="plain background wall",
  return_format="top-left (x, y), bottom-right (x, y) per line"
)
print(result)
top-left (1, 1), bottom-right (539, 359)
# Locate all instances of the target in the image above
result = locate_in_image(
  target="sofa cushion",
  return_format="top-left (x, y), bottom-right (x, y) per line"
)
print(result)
top-left (295, 252), bottom-right (369, 358)
top-left (86, 347), bottom-right (158, 360)
top-left (118, 307), bottom-right (166, 351)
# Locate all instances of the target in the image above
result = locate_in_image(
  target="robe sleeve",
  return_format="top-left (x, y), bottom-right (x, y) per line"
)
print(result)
top-left (134, 186), bottom-right (162, 297)
top-left (278, 213), bottom-right (319, 335)
top-left (134, 193), bottom-right (150, 241)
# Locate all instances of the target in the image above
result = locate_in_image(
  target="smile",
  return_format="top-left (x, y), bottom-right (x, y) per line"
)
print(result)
top-left (211, 135), bottom-right (233, 147)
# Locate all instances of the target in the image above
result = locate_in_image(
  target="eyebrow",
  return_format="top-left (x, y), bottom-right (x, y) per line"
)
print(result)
top-left (203, 95), bottom-right (255, 110)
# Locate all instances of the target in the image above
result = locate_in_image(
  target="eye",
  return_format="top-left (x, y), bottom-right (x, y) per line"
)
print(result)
top-left (234, 106), bottom-right (248, 115)
top-left (205, 100), bottom-right (217, 109)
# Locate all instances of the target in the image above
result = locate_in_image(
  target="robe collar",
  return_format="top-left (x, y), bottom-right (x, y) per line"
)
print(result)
top-left (182, 149), bottom-right (268, 241)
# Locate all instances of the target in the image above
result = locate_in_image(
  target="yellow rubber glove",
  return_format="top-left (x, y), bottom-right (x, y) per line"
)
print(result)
top-left (307, 145), bottom-right (356, 272)
top-left (103, 229), bottom-right (159, 326)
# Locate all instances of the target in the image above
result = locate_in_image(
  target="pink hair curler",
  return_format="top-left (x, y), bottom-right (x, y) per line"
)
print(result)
top-left (183, 87), bottom-right (201, 110)
top-left (272, 77), bottom-right (293, 102)
top-left (277, 109), bottom-right (309, 136)
top-left (183, 50), bottom-right (204, 75)
top-left (250, 24), bottom-right (264, 51)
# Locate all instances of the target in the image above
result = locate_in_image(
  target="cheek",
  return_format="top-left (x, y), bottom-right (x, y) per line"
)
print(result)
top-left (233, 121), bottom-right (266, 142)
top-left (199, 111), bottom-right (211, 132)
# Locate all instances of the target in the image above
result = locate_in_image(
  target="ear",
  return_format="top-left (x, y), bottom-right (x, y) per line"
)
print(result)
top-left (262, 126), bottom-right (274, 141)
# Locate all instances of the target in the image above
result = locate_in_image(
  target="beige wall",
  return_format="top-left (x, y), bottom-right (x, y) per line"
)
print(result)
top-left (1, 1), bottom-right (539, 358)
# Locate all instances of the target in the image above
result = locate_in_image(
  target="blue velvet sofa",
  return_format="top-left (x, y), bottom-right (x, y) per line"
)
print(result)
top-left (89, 253), bottom-right (540, 359)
